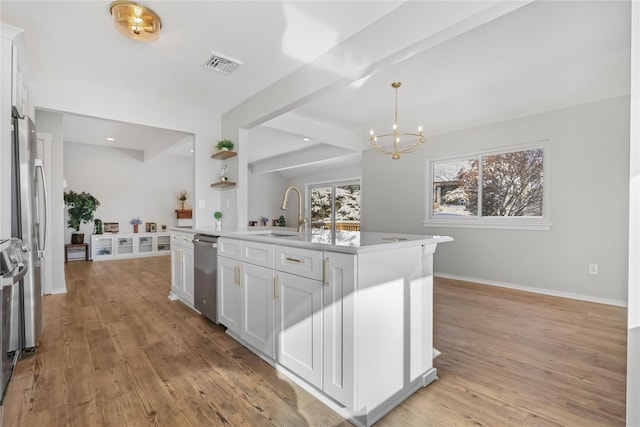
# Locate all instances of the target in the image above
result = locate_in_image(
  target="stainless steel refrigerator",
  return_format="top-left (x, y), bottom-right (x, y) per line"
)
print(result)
top-left (10, 107), bottom-right (45, 353)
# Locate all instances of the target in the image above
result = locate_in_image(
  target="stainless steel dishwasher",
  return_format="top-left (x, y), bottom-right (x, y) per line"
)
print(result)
top-left (193, 234), bottom-right (218, 322)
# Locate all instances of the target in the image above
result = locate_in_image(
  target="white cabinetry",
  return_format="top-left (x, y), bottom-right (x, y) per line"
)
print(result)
top-left (322, 252), bottom-right (355, 407)
top-left (91, 232), bottom-right (171, 261)
top-left (215, 235), bottom-right (444, 426)
top-left (217, 237), bottom-right (355, 404)
top-left (170, 231), bottom-right (194, 306)
top-left (275, 270), bottom-right (323, 388)
top-left (217, 238), bottom-right (275, 357)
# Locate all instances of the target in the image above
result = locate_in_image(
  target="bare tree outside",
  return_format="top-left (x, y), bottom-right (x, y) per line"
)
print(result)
top-left (481, 149), bottom-right (543, 216)
top-left (433, 148), bottom-right (544, 218)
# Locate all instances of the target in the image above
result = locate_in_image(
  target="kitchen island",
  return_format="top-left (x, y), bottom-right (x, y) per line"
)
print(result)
top-left (210, 229), bottom-right (452, 426)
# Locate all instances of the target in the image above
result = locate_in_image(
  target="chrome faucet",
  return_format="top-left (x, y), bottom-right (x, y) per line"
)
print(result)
top-left (281, 185), bottom-right (307, 232)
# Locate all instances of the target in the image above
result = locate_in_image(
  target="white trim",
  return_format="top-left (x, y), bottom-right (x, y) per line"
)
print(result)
top-left (435, 272), bottom-right (627, 308)
top-left (423, 220), bottom-right (551, 231)
top-left (426, 140), bottom-right (550, 230)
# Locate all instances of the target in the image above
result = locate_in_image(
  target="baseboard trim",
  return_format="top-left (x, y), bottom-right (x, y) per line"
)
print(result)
top-left (434, 272), bottom-right (627, 307)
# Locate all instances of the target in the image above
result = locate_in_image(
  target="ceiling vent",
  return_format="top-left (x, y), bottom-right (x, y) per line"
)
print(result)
top-left (203, 51), bottom-right (243, 76)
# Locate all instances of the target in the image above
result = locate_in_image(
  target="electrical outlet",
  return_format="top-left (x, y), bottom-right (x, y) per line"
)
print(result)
top-left (589, 264), bottom-right (599, 275)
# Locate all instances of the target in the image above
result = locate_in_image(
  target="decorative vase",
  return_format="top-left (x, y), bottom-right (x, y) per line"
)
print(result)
top-left (215, 220), bottom-right (222, 232)
top-left (133, 224), bottom-right (139, 233)
top-left (181, 201), bottom-right (186, 210)
top-left (71, 233), bottom-right (84, 244)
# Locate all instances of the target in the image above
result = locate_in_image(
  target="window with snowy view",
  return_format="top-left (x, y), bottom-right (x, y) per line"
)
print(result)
top-left (428, 144), bottom-right (548, 229)
top-left (308, 181), bottom-right (360, 240)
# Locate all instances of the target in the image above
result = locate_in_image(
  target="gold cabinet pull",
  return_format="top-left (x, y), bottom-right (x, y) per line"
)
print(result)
top-left (273, 276), bottom-right (279, 299)
top-left (285, 257), bottom-right (304, 263)
top-left (323, 257), bottom-right (330, 287)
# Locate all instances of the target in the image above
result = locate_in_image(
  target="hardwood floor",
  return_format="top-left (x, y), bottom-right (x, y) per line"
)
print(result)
top-left (1, 257), bottom-right (627, 426)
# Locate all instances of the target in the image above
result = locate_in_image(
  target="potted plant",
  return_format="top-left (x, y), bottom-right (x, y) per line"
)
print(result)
top-left (214, 211), bottom-right (222, 231)
top-left (63, 190), bottom-right (101, 244)
top-left (178, 191), bottom-right (189, 210)
top-left (260, 216), bottom-right (269, 227)
top-left (278, 215), bottom-right (286, 227)
top-left (216, 138), bottom-right (234, 151)
top-left (130, 217), bottom-right (142, 233)
top-left (161, 224), bottom-right (167, 232)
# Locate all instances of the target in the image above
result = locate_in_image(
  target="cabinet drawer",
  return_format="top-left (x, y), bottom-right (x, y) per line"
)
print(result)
top-left (242, 241), bottom-right (274, 268)
top-left (218, 238), bottom-right (242, 260)
top-left (275, 245), bottom-right (323, 280)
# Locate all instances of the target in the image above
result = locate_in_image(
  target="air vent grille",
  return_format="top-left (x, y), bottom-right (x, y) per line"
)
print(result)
top-left (203, 51), bottom-right (243, 75)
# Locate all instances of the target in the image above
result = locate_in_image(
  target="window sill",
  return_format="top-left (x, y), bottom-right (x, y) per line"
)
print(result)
top-left (423, 220), bottom-right (552, 231)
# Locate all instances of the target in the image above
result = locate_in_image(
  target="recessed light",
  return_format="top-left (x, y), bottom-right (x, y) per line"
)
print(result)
top-left (190, 149), bottom-right (194, 153)
top-left (106, 137), bottom-right (115, 141)
top-left (303, 138), bottom-right (310, 141)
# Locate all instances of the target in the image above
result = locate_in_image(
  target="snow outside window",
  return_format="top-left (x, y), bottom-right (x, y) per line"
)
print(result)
top-left (425, 142), bottom-right (551, 230)
top-left (308, 180), bottom-right (361, 242)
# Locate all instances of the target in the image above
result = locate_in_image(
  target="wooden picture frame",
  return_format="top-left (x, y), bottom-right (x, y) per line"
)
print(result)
top-left (104, 222), bottom-right (119, 233)
top-left (146, 222), bottom-right (157, 232)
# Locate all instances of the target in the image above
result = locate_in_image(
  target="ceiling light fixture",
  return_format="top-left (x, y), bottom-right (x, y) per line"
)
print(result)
top-left (109, 1), bottom-right (162, 42)
top-left (106, 137), bottom-right (115, 141)
top-left (369, 82), bottom-right (423, 160)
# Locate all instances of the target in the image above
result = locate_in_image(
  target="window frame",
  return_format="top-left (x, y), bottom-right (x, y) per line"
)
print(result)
top-left (424, 141), bottom-right (551, 231)
top-left (306, 178), bottom-right (361, 237)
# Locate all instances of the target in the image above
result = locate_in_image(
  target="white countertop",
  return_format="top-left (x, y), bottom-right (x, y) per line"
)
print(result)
top-left (172, 227), bottom-right (452, 254)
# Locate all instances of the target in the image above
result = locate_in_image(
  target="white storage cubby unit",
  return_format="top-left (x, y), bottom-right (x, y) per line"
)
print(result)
top-left (91, 232), bottom-right (171, 261)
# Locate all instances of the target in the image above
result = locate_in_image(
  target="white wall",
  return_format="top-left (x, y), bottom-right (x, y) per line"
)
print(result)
top-left (363, 96), bottom-right (629, 306)
top-left (627, 1), bottom-right (639, 423)
top-left (34, 110), bottom-right (66, 294)
top-left (247, 170), bottom-right (288, 228)
top-left (63, 142), bottom-right (192, 240)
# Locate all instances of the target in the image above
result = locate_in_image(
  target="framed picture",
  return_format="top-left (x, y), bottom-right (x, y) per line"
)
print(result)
top-left (104, 222), bottom-right (119, 233)
top-left (146, 222), bottom-right (157, 232)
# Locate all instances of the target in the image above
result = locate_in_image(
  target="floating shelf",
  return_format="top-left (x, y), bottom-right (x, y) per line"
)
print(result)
top-left (211, 150), bottom-right (237, 160)
top-left (211, 181), bottom-right (236, 188)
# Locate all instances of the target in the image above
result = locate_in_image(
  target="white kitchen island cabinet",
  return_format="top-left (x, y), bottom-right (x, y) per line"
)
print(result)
top-left (169, 230), bottom-right (194, 306)
top-left (217, 240), bottom-right (276, 358)
top-left (212, 230), bottom-right (452, 427)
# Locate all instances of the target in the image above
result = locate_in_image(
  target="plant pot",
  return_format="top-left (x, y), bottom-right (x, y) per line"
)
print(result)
top-left (133, 224), bottom-right (139, 233)
top-left (71, 233), bottom-right (84, 244)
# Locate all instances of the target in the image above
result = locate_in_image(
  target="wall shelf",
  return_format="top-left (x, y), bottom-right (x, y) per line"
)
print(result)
top-left (211, 150), bottom-right (237, 160)
top-left (211, 181), bottom-right (236, 188)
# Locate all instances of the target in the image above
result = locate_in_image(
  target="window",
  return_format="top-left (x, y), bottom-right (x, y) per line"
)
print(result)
top-left (427, 142), bottom-right (550, 230)
top-left (308, 180), bottom-right (361, 239)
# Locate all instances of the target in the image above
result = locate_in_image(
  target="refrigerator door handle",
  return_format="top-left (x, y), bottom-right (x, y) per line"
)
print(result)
top-left (34, 159), bottom-right (48, 255)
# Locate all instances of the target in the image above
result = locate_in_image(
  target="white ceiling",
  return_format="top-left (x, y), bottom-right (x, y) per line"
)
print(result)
top-left (0, 1), bottom-right (631, 175)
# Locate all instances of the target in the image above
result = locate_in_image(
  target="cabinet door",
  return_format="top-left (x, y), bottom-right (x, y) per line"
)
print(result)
top-left (218, 256), bottom-right (241, 334)
top-left (181, 244), bottom-right (194, 305)
top-left (241, 263), bottom-right (275, 358)
top-left (170, 247), bottom-right (183, 298)
top-left (92, 236), bottom-right (114, 260)
top-left (276, 271), bottom-right (322, 388)
top-left (322, 252), bottom-right (355, 407)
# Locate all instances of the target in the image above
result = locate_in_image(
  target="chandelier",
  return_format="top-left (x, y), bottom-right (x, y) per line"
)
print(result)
top-left (109, 1), bottom-right (162, 42)
top-left (369, 82), bottom-right (423, 160)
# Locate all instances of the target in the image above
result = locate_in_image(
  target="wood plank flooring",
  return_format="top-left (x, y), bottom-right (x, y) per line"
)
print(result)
top-left (1, 257), bottom-right (627, 426)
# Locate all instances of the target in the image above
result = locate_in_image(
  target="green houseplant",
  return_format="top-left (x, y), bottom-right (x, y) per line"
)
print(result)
top-left (214, 211), bottom-right (222, 231)
top-left (216, 139), bottom-right (234, 151)
top-left (63, 190), bottom-right (101, 244)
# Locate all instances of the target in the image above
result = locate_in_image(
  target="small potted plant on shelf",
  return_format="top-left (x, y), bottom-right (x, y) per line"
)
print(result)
top-left (178, 191), bottom-right (189, 210)
top-left (214, 211), bottom-right (222, 231)
top-left (63, 190), bottom-right (101, 244)
top-left (216, 138), bottom-right (234, 151)
top-left (260, 216), bottom-right (269, 227)
top-left (130, 217), bottom-right (142, 233)
top-left (278, 215), bottom-right (286, 227)
top-left (161, 224), bottom-right (167, 232)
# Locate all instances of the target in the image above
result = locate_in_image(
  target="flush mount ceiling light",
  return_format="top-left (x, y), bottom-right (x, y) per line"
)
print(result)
top-left (109, 1), bottom-right (162, 42)
top-left (369, 82), bottom-right (423, 160)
